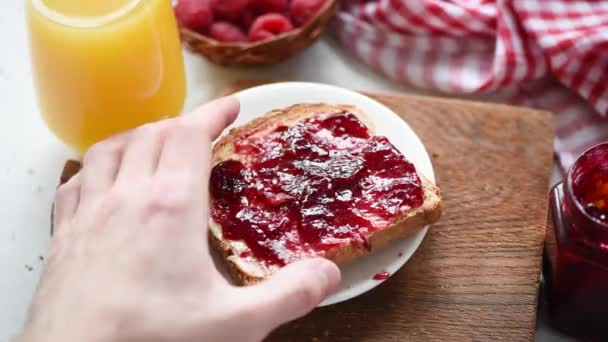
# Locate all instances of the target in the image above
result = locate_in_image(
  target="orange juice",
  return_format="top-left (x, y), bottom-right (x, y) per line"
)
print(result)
top-left (26, 0), bottom-right (186, 153)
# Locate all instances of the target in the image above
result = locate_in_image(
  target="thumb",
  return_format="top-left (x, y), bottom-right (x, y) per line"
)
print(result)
top-left (236, 258), bottom-right (340, 332)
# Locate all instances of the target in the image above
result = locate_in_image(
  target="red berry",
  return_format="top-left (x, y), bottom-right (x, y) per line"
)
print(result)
top-left (249, 0), bottom-right (288, 14)
top-left (174, 0), bottom-right (213, 33)
top-left (209, 22), bottom-right (247, 42)
top-left (249, 29), bottom-right (275, 42)
top-left (239, 8), bottom-right (256, 31)
top-left (248, 13), bottom-right (293, 41)
top-left (211, 0), bottom-right (249, 20)
top-left (290, 0), bottom-right (325, 27)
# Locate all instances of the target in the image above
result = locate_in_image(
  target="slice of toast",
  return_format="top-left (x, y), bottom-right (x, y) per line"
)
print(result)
top-left (210, 103), bottom-right (442, 285)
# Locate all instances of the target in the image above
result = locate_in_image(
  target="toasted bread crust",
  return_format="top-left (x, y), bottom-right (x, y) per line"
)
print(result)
top-left (209, 229), bottom-right (262, 285)
top-left (212, 104), bottom-right (372, 164)
top-left (209, 103), bottom-right (442, 285)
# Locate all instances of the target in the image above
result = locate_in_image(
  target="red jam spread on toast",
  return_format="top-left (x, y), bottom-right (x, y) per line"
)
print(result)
top-left (210, 112), bottom-right (423, 266)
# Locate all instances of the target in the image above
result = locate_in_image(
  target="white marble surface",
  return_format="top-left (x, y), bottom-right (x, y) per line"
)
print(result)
top-left (0, 1), bottom-right (575, 341)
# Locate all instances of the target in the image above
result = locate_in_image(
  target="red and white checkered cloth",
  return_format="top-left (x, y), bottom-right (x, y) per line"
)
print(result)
top-left (334, 0), bottom-right (608, 171)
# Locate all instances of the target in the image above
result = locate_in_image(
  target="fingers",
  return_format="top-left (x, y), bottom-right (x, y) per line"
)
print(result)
top-left (116, 123), bottom-right (167, 183)
top-left (234, 258), bottom-right (340, 334)
top-left (74, 96), bottom-right (238, 217)
top-left (80, 132), bottom-right (129, 201)
top-left (53, 173), bottom-right (81, 230)
top-left (156, 96), bottom-right (239, 182)
top-left (182, 96), bottom-right (240, 141)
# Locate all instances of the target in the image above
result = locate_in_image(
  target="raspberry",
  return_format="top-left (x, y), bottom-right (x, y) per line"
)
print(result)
top-left (239, 8), bottom-right (256, 31)
top-left (249, 29), bottom-right (274, 42)
top-left (290, 0), bottom-right (325, 27)
top-left (211, 0), bottom-right (249, 20)
top-left (209, 22), bottom-right (247, 42)
top-left (248, 13), bottom-right (293, 41)
top-left (249, 0), bottom-right (288, 14)
top-left (174, 0), bottom-right (213, 33)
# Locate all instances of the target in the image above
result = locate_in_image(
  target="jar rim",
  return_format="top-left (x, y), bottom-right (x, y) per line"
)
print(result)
top-left (30, 0), bottom-right (142, 28)
top-left (565, 142), bottom-right (608, 229)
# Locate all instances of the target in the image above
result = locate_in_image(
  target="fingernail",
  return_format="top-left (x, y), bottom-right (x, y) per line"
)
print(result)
top-left (315, 259), bottom-right (341, 296)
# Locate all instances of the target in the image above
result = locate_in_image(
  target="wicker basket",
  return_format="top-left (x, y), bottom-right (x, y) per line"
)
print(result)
top-left (179, 0), bottom-right (338, 66)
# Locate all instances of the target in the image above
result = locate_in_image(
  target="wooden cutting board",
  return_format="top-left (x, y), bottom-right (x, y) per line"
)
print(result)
top-left (224, 81), bottom-right (554, 341)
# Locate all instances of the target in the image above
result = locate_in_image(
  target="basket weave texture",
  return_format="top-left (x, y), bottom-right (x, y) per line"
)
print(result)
top-left (179, 0), bottom-right (338, 66)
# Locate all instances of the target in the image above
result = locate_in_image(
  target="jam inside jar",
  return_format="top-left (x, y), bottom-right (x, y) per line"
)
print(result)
top-left (544, 142), bottom-right (608, 338)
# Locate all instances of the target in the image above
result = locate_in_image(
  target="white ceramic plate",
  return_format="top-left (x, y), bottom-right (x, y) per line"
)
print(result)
top-left (220, 82), bottom-right (435, 306)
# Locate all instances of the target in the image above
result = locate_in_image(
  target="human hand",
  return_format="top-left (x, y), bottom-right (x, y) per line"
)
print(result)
top-left (20, 97), bottom-right (340, 342)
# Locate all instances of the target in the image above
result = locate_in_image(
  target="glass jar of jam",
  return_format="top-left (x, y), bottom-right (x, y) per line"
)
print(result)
top-left (544, 142), bottom-right (608, 338)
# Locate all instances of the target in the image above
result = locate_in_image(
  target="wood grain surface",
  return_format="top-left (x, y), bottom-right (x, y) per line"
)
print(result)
top-left (224, 81), bottom-right (555, 341)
